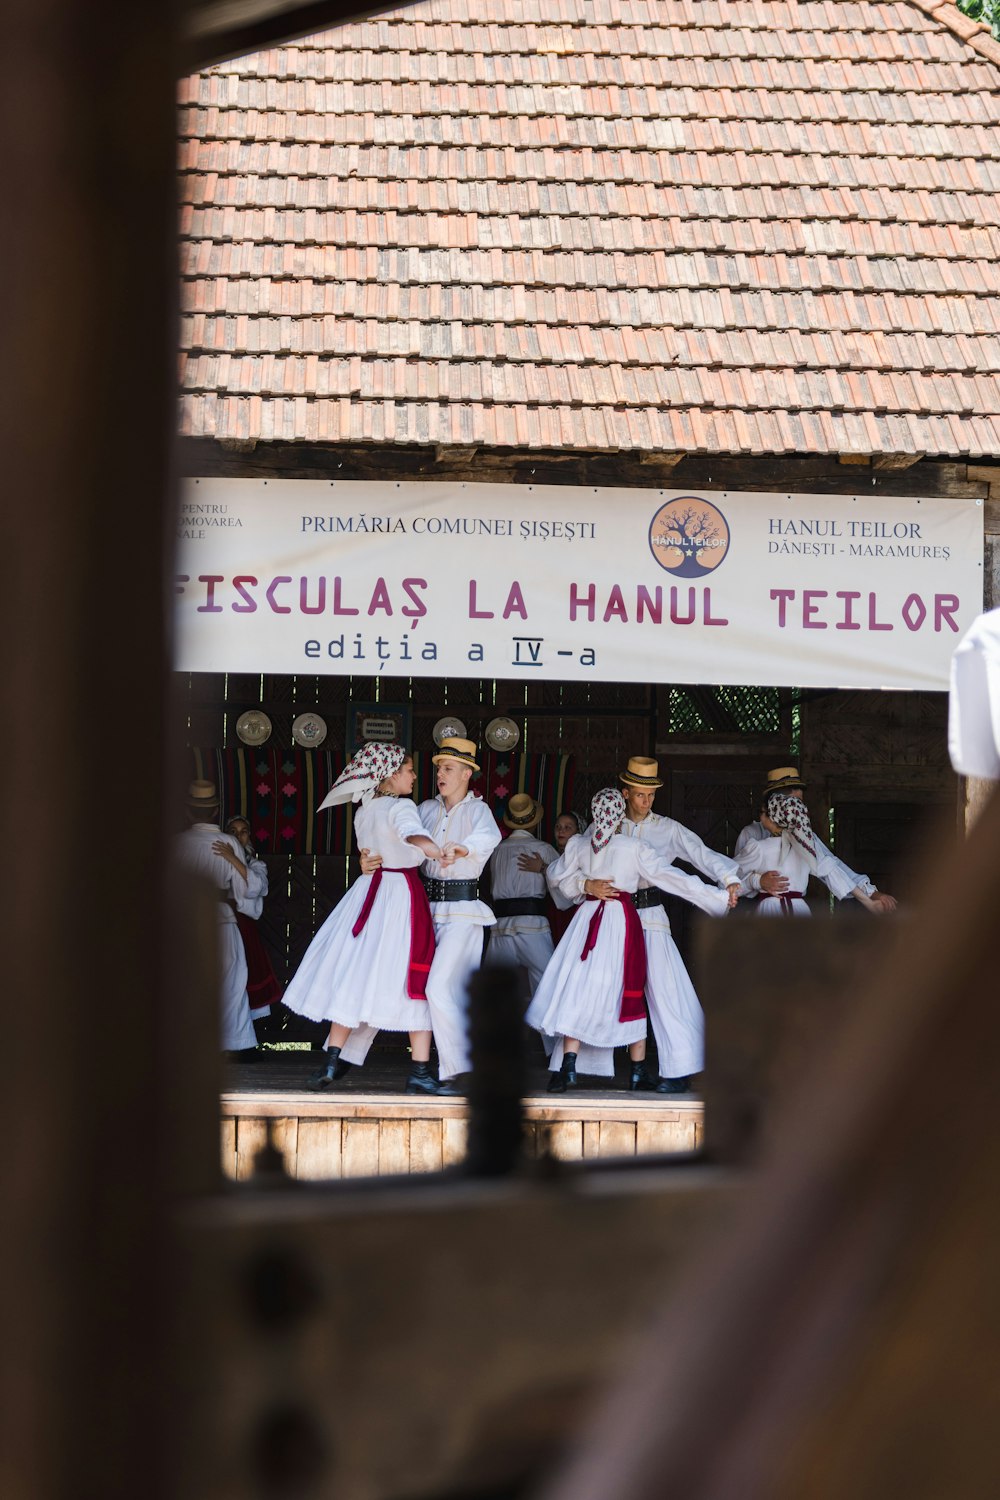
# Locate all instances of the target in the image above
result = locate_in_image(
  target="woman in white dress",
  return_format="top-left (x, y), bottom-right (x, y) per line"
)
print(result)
top-left (527, 788), bottom-right (730, 1092)
top-left (736, 790), bottom-right (880, 916)
top-left (282, 742), bottom-right (448, 1094)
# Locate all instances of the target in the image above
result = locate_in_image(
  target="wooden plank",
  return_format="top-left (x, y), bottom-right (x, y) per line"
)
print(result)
top-left (441, 1116), bottom-right (468, 1168)
top-left (294, 1119), bottom-right (342, 1181)
top-left (582, 1122), bottom-right (602, 1159)
top-left (235, 1118), bottom-right (268, 1182)
top-left (636, 1118), bottom-right (697, 1155)
top-left (378, 1120), bottom-right (411, 1176)
top-left (342, 1120), bottom-right (381, 1179)
top-left (220, 1118), bottom-right (237, 1181)
top-left (599, 1121), bottom-right (637, 1159)
top-left (408, 1118), bottom-right (443, 1174)
top-left (547, 1121), bottom-right (584, 1161)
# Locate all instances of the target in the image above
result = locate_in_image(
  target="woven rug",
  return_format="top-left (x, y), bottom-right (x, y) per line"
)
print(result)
top-left (190, 747), bottom-right (574, 854)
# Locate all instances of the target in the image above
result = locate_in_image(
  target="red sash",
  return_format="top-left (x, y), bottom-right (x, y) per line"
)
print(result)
top-left (235, 914), bottom-right (282, 1010)
top-left (758, 890), bottom-right (805, 915)
top-left (351, 866), bottom-right (435, 1001)
top-left (579, 894), bottom-right (647, 1024)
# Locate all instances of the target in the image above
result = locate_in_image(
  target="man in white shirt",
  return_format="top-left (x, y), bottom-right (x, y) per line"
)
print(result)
top-left (577, 756), bottom-right (740, 1095)
top-left (173, 779), bottom-right (259, 1057)
top-left (342, 737), bottom-right (502, 1090)
top-left (485, 792), bottom-right (558, 996)
top-left (948, 606), bottom-right (1000, 779)
top-left (734, 767), bottom-right (898, 912)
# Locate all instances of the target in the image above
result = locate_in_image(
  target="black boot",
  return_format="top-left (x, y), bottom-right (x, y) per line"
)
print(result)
top-left (628, 1061), bottom-right (655, 1091)
top-left (547, 1051), bottom-right (578, 1094)
top-left (405, 1061), bottom-right (458, 1096)
top-left (655, 1075), bottom-right (693, 1095)
top-left (309, 1045), bottom-right (350, 1090)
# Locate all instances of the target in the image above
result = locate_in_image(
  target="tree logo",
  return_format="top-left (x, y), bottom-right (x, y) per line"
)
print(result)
top-left (648, 496), bottom-right (731, 578)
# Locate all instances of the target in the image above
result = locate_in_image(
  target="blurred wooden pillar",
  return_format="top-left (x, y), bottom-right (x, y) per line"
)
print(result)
top-left (0, 3), bottom-right (179, 1496)
top-left (959, 774), bottom-right (996, 832)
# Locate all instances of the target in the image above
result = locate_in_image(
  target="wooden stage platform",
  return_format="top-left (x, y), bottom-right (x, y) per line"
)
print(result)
top-left (221, 1048), bottom-right (704, 1181)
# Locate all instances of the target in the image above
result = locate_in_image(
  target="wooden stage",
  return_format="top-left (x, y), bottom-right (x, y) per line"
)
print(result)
top-left (221, 1048), bottom-right (704, 1180)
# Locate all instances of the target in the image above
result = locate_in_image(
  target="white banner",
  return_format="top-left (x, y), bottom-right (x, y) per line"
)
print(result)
top-left (174, 480), bottom-right (983, 690)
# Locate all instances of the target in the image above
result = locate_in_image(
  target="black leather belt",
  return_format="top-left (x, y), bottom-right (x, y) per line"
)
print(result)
top-left (492, 896), bottom-right (547, 918)
top-left (631, 888), bottom-right (664, 910)
top-left (422, 877), bottom-right (480, 902)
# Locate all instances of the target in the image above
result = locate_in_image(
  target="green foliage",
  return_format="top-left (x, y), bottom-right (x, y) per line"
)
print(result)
top-left (957, 0), bottom-right (1000, 42)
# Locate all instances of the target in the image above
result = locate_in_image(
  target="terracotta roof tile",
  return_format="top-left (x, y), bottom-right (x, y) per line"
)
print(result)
top-left (178, 0), bottom-right (1000, 456)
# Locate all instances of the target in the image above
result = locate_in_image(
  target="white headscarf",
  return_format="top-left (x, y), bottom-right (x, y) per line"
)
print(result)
top-left (590, 787), bottom-right (625, 852)
top-left (318, 742), bottom-right (406, 810)
top-left (766, 791), bottom-right (819, 867)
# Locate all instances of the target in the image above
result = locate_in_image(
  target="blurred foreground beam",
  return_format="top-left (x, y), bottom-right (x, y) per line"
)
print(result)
top-left (541, 788), bottom-right (1000, 1500)
top-left (0, 4), bottom-right (180, 1498)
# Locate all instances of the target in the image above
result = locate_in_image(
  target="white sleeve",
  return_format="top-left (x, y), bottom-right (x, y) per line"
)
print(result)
top-left (663, 818), bottom-right (741, 887)
top-left (814, 836), bottom-right (874, 897)
top-left (391, 798), bottom-right (428, 841)
top-left (458, 801), bottom-right (503, 869)
top-left (732, 823), bottom-right (763, 862)
top-left (546, 836), bottom-right (588, 904)
top-left (948, 607), bottom-right (1000, 778)
top-left (244, 858), bottom-right (268, 900)
top-left (636, 844), bottom-right (730, 916)
top-left (813, 841), bottom-right (867, 901)
top-left (732, 836), bottom-right (767, 897)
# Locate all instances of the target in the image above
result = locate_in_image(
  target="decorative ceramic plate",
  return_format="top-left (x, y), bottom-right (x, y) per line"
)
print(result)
top-left (292, 712), bottom-right (328, 748)
top-left (432, 715), bottom-right (467, 747)
top-left (485, 716), bottom-right (520, 751)
top-left (235, 709), bottom-right (272, 746)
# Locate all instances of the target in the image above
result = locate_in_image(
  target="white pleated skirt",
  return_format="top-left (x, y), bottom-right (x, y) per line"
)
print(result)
top-left (526, 900), bottom-right (646, 1073)
top-left (282, 872), bottom-right (432, 1032)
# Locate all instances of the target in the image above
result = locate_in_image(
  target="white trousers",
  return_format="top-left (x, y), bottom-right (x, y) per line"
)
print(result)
top-left (485, 925), bottom-right (554, 996)
top-left (219, 922), bottom-right (256, 1051)
top-left (642, 924), bottom-right (704, 1079)
top-left (339, 918), bottom-right (484, 1079)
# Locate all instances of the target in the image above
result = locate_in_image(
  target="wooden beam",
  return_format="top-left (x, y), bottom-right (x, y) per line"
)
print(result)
top-left (1, 5), bottom-right (179, 1498)
top-left (540, 790), bottom-right (1000, 1500)
top-left (182, 0), bottom-right (422, 73)
top-left (639, 451), bottom-right (685, 469)
top-left (873, 452), bottom-right (925, 470)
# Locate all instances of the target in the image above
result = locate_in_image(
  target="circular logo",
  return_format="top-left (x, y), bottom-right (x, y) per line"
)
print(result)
top-left (648, 496), bottom-right (731, 578)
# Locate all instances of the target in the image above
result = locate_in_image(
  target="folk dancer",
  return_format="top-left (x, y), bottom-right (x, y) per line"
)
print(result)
top-left (280, 743), bottom-right (446, 1095)
top-left (611, 756), bottom-right (742, 1095)
top-left (484, 793), bottom-right (559, 996)
top-left (535, 811), bottom-right (587, 945)
top-left (734, 767), bottom-right (897, 914)
top-left (528, 787), bottom-right (730, 1094)
top-left (174, 779), bottom-right (258, 1057)
top-left (340, 737), bottom-right (503, 1091)
top-left (735, 783), bottom-right (883, 917)
top-left (224, 814), bottom-right (284, 1034)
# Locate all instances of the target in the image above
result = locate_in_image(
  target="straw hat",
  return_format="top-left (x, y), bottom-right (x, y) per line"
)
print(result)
top-left (187, 779), bottom-right (219, 807)
top-left (431, 736), bottom-right (480, 771)
top-left (503, 792), bottom-right (543, 831)
top-left (764, 766), bottom-right (806, 793)
top-left (618, 756), bottom-right (663, 789)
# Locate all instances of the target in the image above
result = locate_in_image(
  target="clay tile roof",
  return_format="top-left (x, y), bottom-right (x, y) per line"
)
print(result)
top-left (178, 0), bottom-right (1000, 457)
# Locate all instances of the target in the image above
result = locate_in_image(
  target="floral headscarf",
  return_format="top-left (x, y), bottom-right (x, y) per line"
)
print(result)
top-left (766, 791), bottom-right (818, 864)
top-left (318, 742), bottom-right (406, 810)
top-left (590, 787), bottom-right (626, 852)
